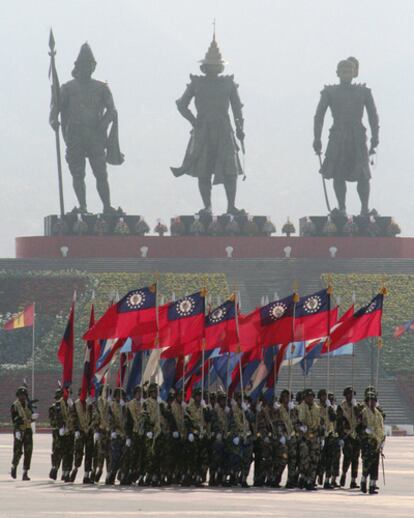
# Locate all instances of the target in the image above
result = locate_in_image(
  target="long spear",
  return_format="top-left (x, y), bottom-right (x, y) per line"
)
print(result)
top-left (48, 29), bottom-right (65, 218)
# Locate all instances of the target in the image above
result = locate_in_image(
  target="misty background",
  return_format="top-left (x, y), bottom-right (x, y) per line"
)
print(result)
top-left (0, 0), bottom-right (413, 257)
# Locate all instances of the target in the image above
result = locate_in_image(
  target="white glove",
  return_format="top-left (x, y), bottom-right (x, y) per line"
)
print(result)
top-left (172, 431), bottom-right (180, 439)
top-left (111, 431), bottom-right (117, 439)
top-left (320, 439), bottom-right (325, 448)
top-left (264, 436), bottom-right (270, 444)
top-left (126, 438), bottom-right (132, 447)
top-left (140, 398), bottom-right (145, 405)
top-left (15, 431), bottom-right (22, 440)
top-left (146, 431), bottom-right (153, 440)
top-left (32, 413), bottom-right (39, 420)
top-left (288, 401), bottom-right (295, 410)
top-left (216, 433), bottom-right (222, 441)
top-left (181, 401), bottom-right (187, 409)
top-left (279, 435), bottom-right (286, 445)
top-left (93, 432), bottom-right (100, 442)
top-left (326, 399), bottom-right (332, 407)
top-left (351, 398), bottom-right (357, 407)
top-left (157, 396), bottom-right (162, 403)
top-left (241, 402), bottom-right (249, 411)
top-left (365, 427), bottom-right (372, 435)
top-left (256, 402), bottom-right (262, 412)
top-left (233, 436), bottom-right (240, 446)
top-left (86, 396), bottom-right (93, 405)
top-left (107, 396), bottom-right (112, 403)
top-left (67, 398), bottom-right (74, 408)
top-left (188, 433), bottom-right (195, 442)
top-left (201, 399), bottom-right (208, 408)
top-left (273, 401), bottom-right (281, 410)
top-left (75, 431), bottom-right (81, 440)
top-left (300, 425), bottom-right (308, 433)
top-left (59, 427), bottom-right (65, 436)
top-left (338, 439), bottom-right (345, 448)
top-left (332, 404), bottom-right (338, 412)
top-left (120, 399), bottom-right (126, 407)
top-left (224, 406), bottom-right (230, 414)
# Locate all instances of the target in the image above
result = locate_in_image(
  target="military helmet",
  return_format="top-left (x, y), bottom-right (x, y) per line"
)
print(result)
top-left (133, 385), bottom-right (142, 396)
top-left (216, 390), bottom-right (226, 401)
top-left (16, 386), bottom-right (28, 397)
top-left (364, 386), bottom-right (377, 396)
top-left (192, 387), bottom-right (202, 397)
top-left (303, 388), bottom-right (315, 398)
top-left (168, 388), bottom-right (176, 400)
top-left (113, 387), bottom-right (126, 398)
top-left (295, 390), bottom-right (303, 403)
top-left (317, 388), bottom-right (327, 399)
top-left (280, 389), bottom-right (291, 398)
top-left (55, 388), bottom-right (63, 399)
top-left (365, 391), bottom-right (377, 402)
top-left (148, 382), bottom-right (158, 392)
top-left (343, 386), bottom-right (356, 397)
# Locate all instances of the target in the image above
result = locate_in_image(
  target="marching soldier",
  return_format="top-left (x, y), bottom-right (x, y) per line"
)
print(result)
top-left (170, 389), bottom-right (187, 484)
top-left (184, 388), bottom-right (210, 486)
top-left (48, 388), bottom-right (63, 480)
top-left (328, 391), bottom-right (341, 487)
top-left (228, 392), bottom-right (254, 487)
top-left (254, 394), bottom-right (277, 487)
top-left (338, 386), bottom-right (362, 488)
top-left (358, 391), bottom-right (385, 494)
top-left (317, 389), bottom-right (338, 489)
top-left (143, 382), bottom-right (165, 486)
top-left (297, 388), bottom-right (322, 490)
top-left (209, 391), bottom-right (230, 486)
top-left (125, 385), bottom-right (146, 484)
top-left (10, 386), bottom-right (38, 480)
top-left (106, 387), bottom-right (127, 485)
top-left (70, 390), bottom-right (94, 483)
top-left (92, 385), bottom-right (112, 482)
top-left (52, 389), bottom-right (75, 482)
top-left (277, 389), bottom-right (299, 488)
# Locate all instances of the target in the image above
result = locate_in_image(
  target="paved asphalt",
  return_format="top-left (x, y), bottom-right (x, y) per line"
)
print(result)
top-left (0, 435), bottom-right (413, 518)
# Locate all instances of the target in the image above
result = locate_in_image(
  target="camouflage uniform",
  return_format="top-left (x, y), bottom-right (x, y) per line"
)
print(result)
top-left (143, 392), bottom-right (167, 485)
top-left (92, 391), bottom-right (112, 481)
top-left (297, 398), bottom-right (322, 489)
top-left (53, 396), bottom-right (75, 481)
top-left (209, 397), bottom-right (230, 486)
top-left (338, 395), bottom-right (362, 486)
top-left (184, 398), bottom-right (210, 485)
top-left (71, 398), bottom-right (94, 482)
top-left (106, 393), bottom-right (127, 484)
top-left (170, 397), bottom-right (187, 483)
top-left (358, 395), bottom-right (385, 494)
top-left (254, 401), bottom-right (278, 486)
top-left (228, 397), bottom-right (254, 487)
top-left (125, 395), bottom-right (146, 483)
top-left (278, 402), bottom-right (299, 488)
top-left (317, 400), bottom-right (338, 487)
top-left (11, 390), bottom-right (33, 479)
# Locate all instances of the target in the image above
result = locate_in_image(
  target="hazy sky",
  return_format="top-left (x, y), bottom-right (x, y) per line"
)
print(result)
top-left (1, 0), bottom-right (413, 257)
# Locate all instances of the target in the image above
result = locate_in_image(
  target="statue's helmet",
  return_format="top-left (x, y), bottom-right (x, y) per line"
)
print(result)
top-left (199, 32), bottom-right (226, 73)
top-left (336, 59), bottom-right (355, 76)
top-left (347, 56), bottom-right (359, 78)
top-left (72, 43), bottom-right (97, 78)
top-left (74, 43), bottom-right (97, 66)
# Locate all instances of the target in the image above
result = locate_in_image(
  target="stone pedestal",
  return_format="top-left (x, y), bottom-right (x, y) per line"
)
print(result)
top-left (299, 215), bottom-right (398, 237)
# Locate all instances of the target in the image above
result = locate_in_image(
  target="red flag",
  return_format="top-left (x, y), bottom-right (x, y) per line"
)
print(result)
top-left (323, 294), bottom-right (384, 353)
top-left (80, 305), bottom-right (97, 402)
top-left (57, 296), bottom-right (75, 388)
top-left (83, 286), bottom-right (157, 341)
top-left (3, 304), bottom-right (34, 330)
top-left (158, 291), bottom-right (206, 348)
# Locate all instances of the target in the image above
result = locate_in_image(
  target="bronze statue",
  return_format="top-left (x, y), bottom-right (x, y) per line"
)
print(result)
top-left (313, 58), bottom-right (379, 216)
top-left (171, 32), bottom-right (245, 215)
top-left (49, 43), bottom-right (123, 214)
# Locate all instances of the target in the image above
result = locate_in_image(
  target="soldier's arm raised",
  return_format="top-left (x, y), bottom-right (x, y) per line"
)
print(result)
top-left (176, 79), bottom-right (196, 127)
top-left (313, 88), bottom-right (330, 154)
top-left (365, 88), bottom-right (379, 152)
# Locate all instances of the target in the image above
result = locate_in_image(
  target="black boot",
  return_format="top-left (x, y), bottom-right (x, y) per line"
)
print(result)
top-left (22, 471), bottom-right (30, 481)
top-left (369, 485), bottom-right (378, 495)
top-left (340, 473), bottom-right (346, 487)
top-left (94, 469), bottom-right (102, 483)
top-left (49, 467), bottom-right (57, 480)
top-left (69, 468), bottom-right (78, 482)
top-left (360, 480), bottom-right (367, 494)
top-left (324, 481), bottom-right (334, 489)
top-left (11, 466), bottom-right (17, 479)
top-left (350, 480), bottom-right (359, 489)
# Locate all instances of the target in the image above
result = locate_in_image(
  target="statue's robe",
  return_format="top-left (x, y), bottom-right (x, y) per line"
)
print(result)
top-left (172, 74), bottom-right (243, 185)
top-left (314, 83), bottom-right (379, 182)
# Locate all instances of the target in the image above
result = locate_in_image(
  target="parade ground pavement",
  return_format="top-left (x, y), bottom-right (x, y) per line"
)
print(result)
top-left (0, 435), bottom-right (413, 518)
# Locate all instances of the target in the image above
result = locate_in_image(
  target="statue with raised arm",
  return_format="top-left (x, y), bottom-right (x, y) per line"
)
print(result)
top-left (49, 43), bottom-right (124, 214)
top-left (313, 58), bottom-right (379, 216)
top-left (171, 32), bottom-right (245, 216)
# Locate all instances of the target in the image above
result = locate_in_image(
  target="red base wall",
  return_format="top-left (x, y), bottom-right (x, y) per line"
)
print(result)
top-left (15, 235), bottom-right (414, 259)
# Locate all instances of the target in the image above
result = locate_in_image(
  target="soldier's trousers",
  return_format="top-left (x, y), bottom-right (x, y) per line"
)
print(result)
top-left (274, 441), bottom-right (288, 483)
top-left (229, 438), bottom-right (253, 479)
top-left (361, 438), bottom-right (380, 480)
top-left (186, 436), bottom-right (209, 479)
top-left (145, 435), bottom-right (164, 478)
top-left (210, 438), bottom-right (228, 476)
top-left (94, 430), bottom-right (111, 473)
top-left (110, 436), bottom-right (126, 475)
top-left (12, 429), bottom-right (33, 470)
top-left (286, 436), bottom-right (299, 484)
top-left (128, 432), bottom-right (146, 478)
top-left (318, 435), bottom-right (339, 479)
top-left (299, 436), bottom-right (320, 482)
top-left (52, 432), bottom-right (73, 472)
top-left (254, 439), bottom-right (273, 483)
top-left (342, 436), bottom-right (360, 478)
top-left (74, 431), bottom-right (94, 472)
